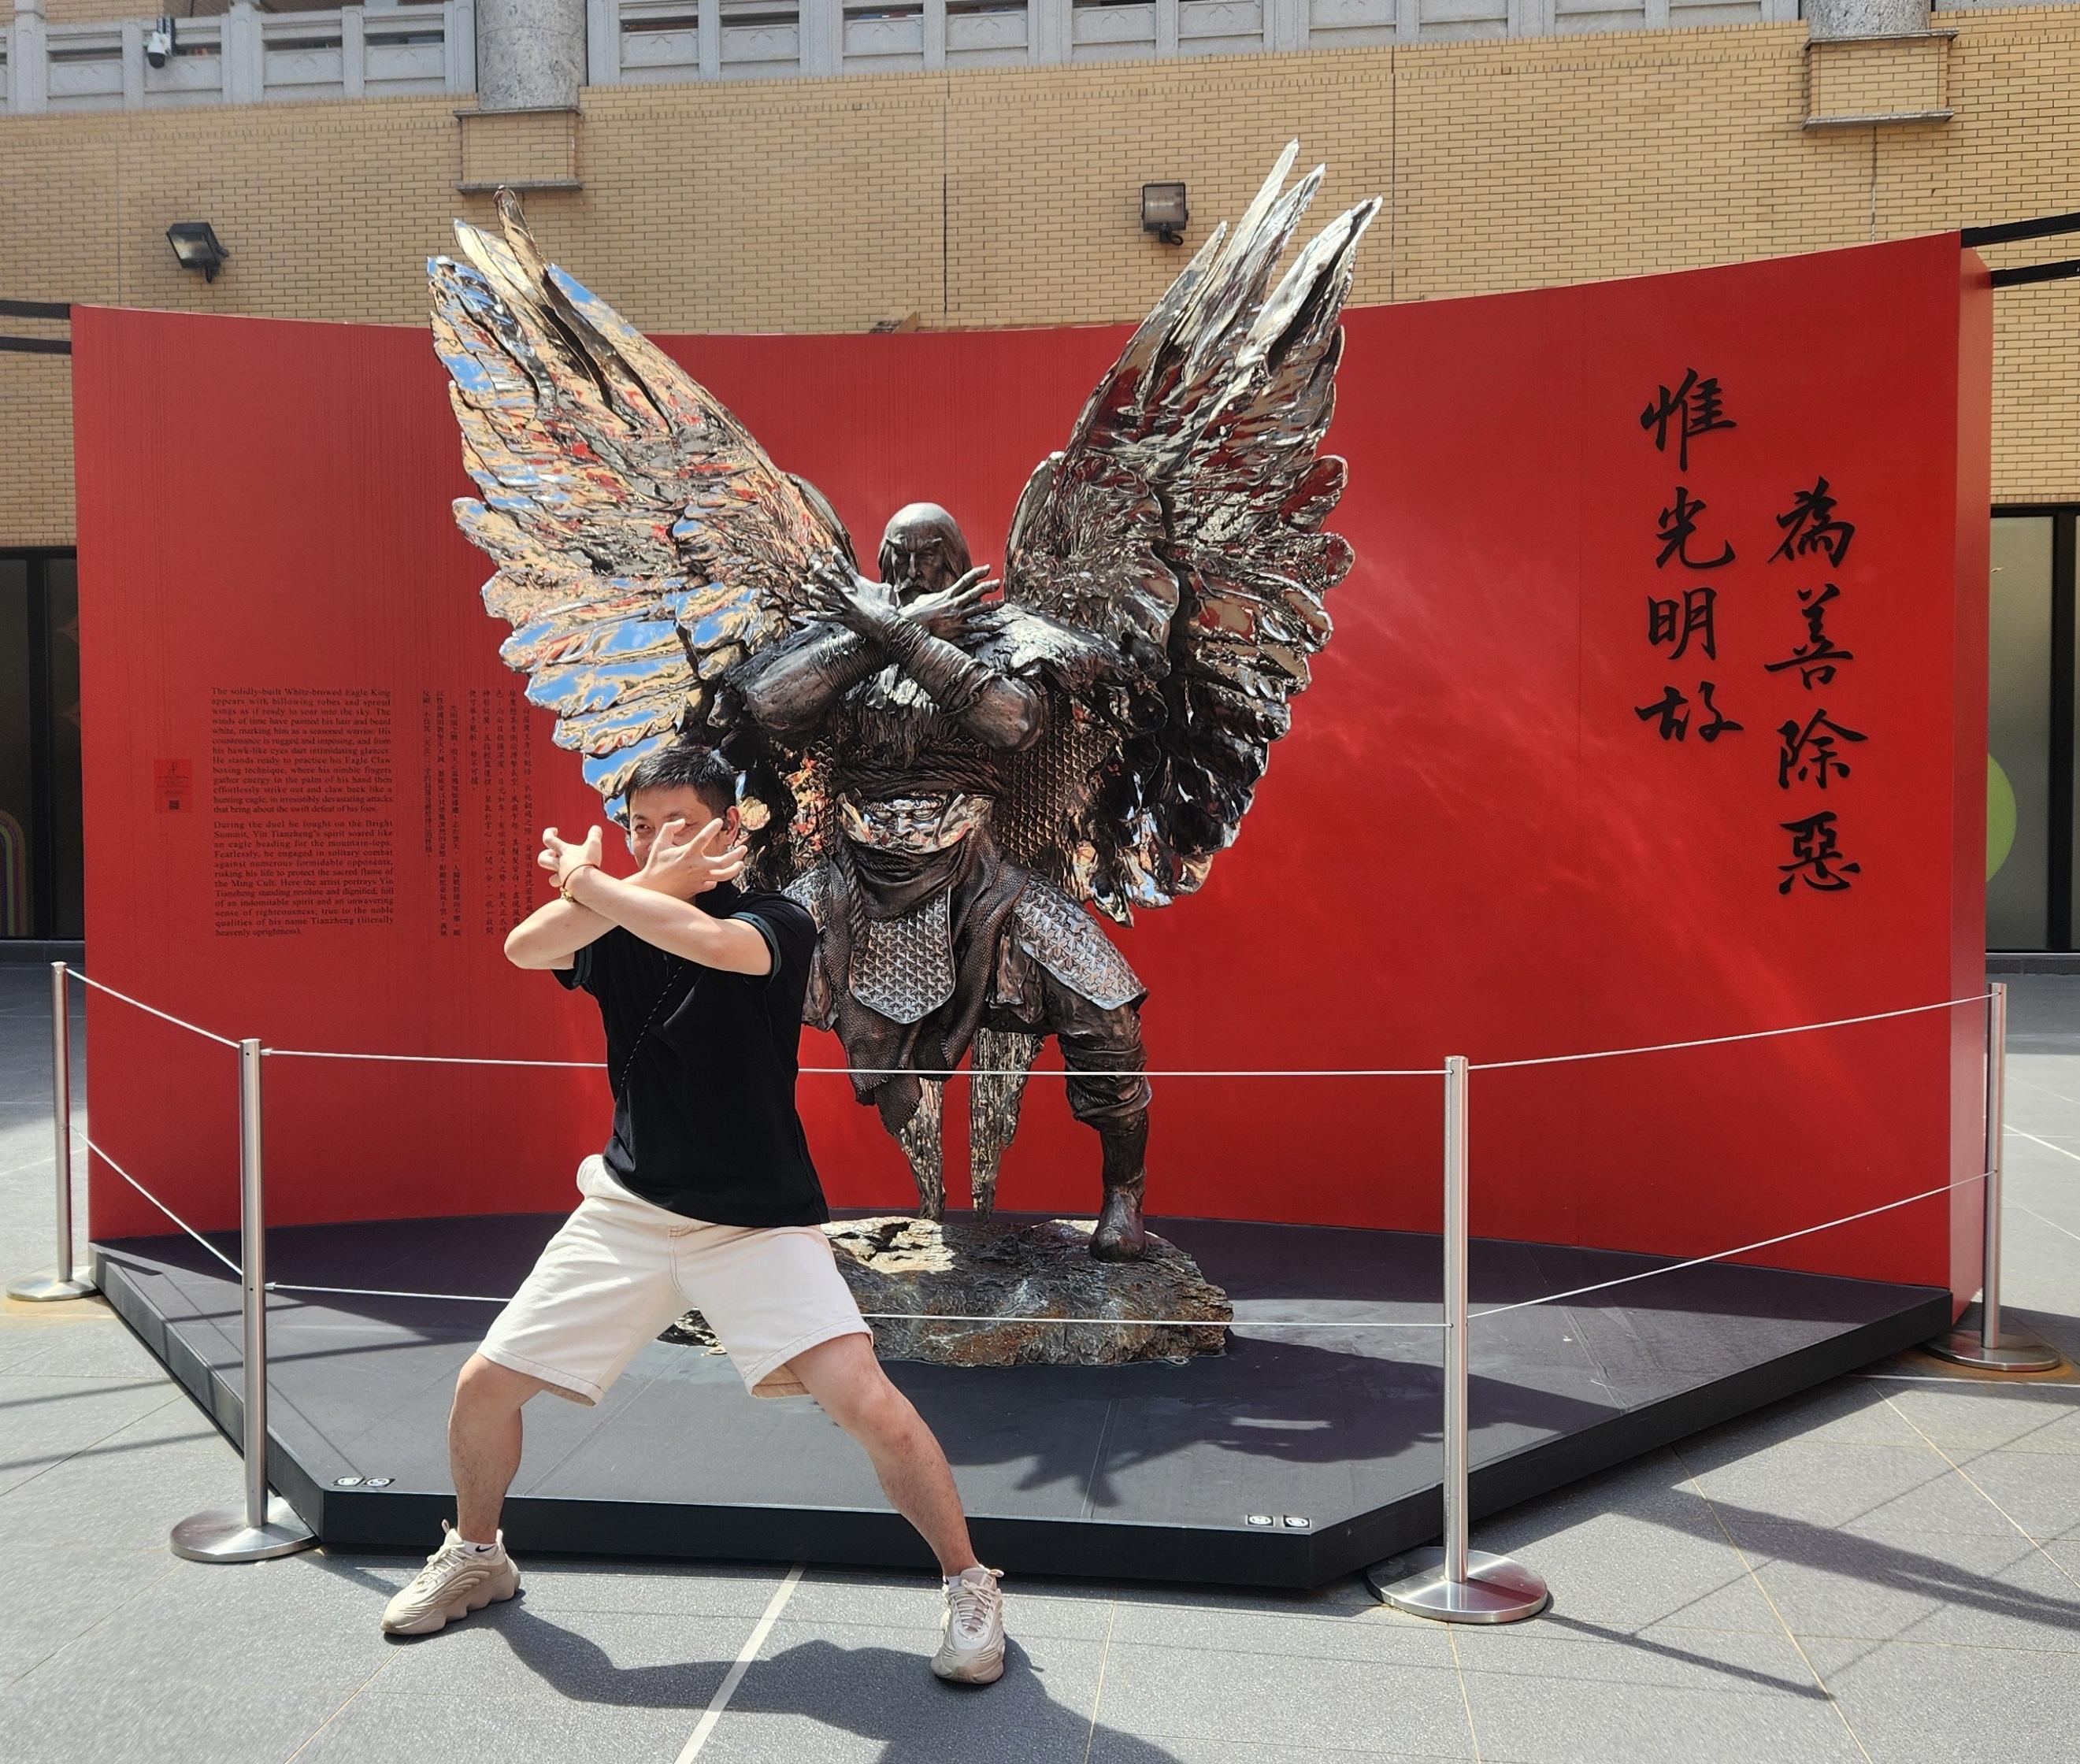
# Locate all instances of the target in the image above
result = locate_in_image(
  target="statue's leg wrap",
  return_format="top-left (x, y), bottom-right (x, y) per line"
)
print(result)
top-left (1054, 995), bottom-right (1152, 1262)
top-left (968, 1029), bottom-right (1042, 1217)
top-left (879, 1077), bottom-right (945, 1221)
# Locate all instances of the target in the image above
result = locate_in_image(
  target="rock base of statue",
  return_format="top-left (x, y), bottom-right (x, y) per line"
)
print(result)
top-left (662, 1214), bottom-right (1232, 1369)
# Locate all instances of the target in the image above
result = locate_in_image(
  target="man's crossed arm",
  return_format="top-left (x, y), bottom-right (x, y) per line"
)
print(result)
top-left (502, 819), bottom-right (771, 976)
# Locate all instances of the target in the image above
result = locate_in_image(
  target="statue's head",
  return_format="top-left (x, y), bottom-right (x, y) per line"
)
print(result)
top-left (877, 503), bottom-right (970, 602)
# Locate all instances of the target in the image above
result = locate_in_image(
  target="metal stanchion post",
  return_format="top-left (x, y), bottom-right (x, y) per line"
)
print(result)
top-left (1927, 982), bottom-right (2062, 1373)
top-left (9, 962), bottom-right (95, 1303)
top-left (171, 1040), bottom-right (316, 1562)
top-left (1368, 1056), bottom-right (1549, 1622)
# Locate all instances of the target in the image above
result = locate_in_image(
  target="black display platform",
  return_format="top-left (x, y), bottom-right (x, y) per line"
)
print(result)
top-left (93, 1214), bottom-right (1948, 1588)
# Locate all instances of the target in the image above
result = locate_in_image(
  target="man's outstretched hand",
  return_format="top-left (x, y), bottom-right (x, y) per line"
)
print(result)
top-left (538, 825), bottom-right (604, 891)
top-left (636, 817), bottom-right (749, 899)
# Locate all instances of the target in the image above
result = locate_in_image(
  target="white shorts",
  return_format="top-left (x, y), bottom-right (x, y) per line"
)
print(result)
top-left (477, 1157), bottom-right (870, 1403)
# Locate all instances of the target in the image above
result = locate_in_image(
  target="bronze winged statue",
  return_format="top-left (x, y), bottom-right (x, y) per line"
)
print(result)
top-left (429, 145), bottom-right (1378, 1261)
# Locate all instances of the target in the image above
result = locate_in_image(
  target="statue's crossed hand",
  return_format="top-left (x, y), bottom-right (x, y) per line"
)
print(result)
top-left (803, 554), bottom-right (996, 643)
top-left (904, 565), bottom-right (999, 641)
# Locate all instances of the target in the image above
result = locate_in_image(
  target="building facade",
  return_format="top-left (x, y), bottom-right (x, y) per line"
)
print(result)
top-left (2, 0), bottom-right (2076, 941)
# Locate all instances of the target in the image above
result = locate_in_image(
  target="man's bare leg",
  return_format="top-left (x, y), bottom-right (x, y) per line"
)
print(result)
top-left (788, 1333), bottom-right (980, 1574)
top-left (380, 1353), bottom-right (541, 1635)
top-left (450, 1352), bottom-right (552, 1541)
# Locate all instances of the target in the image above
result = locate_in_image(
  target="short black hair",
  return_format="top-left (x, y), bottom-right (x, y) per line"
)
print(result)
top-left (622, 741), bottom-right (736, 819)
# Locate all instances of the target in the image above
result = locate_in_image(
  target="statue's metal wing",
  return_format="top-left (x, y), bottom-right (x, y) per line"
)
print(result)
top-left (428, 191), bottom-right (852, 811)
top-left (999, 144), bottom-right (1379, 922)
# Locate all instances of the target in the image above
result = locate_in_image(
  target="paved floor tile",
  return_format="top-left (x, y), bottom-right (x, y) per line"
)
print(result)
top-left (1476, 1503), bottom-right (1779, 1636)
top-left (1730, 1521), bottom-right (2080, 1651)
top-left (782, 1566), bottom-right (1114, 1640)
top-left (1103, 1596), bottom-right (1455, 1667)
top-left (1804, 1636), bottom-right (2080, 1764)
top-left (495, 1555), bottom-right (800, 1622)
top-left (722, 1621), bottom-right (1112, 1764)
top-left (1450, 1620), bottom-right (1824, 1696)
top-left (0, 1399), bottom-right (243, 1551)
top-left (1678, 1380), bottom-right (1923, 1461)
top-left (1682, 1442), bottom-right (2020, 1542)
top-left (1878, 1382), bottom-right (2080, 1455)
top-left (0, 1542), bottom-right (183, 1684)
top-left (287, 1685), bottom-right (698, 1763)
top-left (1945, 1442), bottom-right (2080, 1538)
top-left (0, 1668), bottom-right (380, 1764)
top-left (0, 1372), bottom-right (185, 1496)
top-left (0, 1307), bottom-right (173, 1381)
top-left (374, 1604), bottom-right (752, 1709)
top-left (1457, 1660), bottom-right (1864, 1764)
top-left (1084, 1740), bottom-right (1460, 1764)
top-left (1092, 1640), bottom-right (1475, 1757)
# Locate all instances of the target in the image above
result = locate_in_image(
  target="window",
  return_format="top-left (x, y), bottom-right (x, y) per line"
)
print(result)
top-left (0, 551), bottom-right (83, 941)
top-left (1987, 508), bottom-right (2079, 951)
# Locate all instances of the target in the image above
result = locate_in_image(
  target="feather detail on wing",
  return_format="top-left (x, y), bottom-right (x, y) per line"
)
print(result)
top-left (429, 189), bottom-right (851, 810)
top-left (1000, 143), bottom-right (1379, 921)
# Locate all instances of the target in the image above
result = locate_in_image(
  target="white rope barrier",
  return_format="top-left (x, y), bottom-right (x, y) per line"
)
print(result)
top-left (257, 990), bottom-right (1989, 1078)
top-left (61, 979), bottom-right (1995, 1332)
top-left (254, 1278), bottom-right (1440, 1328)
top-left (268, 1279), bottom-right (514, 1303)
top-left (1470, 992), bottom-right (1990, 1073)
top-left (76, 1128), bottom-right (242, 1278)
top-left (65, 969), bottom-right (242, 1051)
top-left (265, 1049), bottom-right (610, 1070)
top-left (258, 1047), bottom-right (1441, 1078)
top-left (80, 1132), bottom-right (1977, 1331)
top-left (1465, 1171), bottom-right (1988, 1322)
top-left (259, 1173), bottom-right (1979, 1329)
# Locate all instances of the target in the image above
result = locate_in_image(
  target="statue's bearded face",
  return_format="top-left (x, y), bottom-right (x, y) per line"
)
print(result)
top-left (878, 504), bottom-right (970, 602)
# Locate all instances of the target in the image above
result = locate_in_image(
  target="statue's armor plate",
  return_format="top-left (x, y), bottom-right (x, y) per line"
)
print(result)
top-left (1013, 882), bottom-right (1144, 1010)
top-left (847, 888), bottom-right (956, 1025)
top-left (783, 867), bottom-right (826, 926)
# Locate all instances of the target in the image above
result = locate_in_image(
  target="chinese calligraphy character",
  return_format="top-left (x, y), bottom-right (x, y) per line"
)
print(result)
top-left (1639, 369), bottom-right (1736, 472)
top-left (1763, 583), bottom-right (1855, 689)
top-left (1637, 685), bottom-right (1690, 742)
top-left (1636, 681), bottom-right (1742, 743)
top-left (1655, 487), bottom-right (1736, 571)
top-left (1648, 585), bottom-right (1719, 662)
top-left (1695, 680), bottom-right (1743, 743)
top-left (1778, 811), bottom-right (1861, 894)
top-left (1770, 477), bottom-right (1856, 567)
top-left (1776, 709), bottom-right (1867, 789)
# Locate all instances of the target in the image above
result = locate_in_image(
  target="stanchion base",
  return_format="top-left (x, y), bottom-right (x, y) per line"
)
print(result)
top-left (1366, 1547), bottom-right (1551, 1624)
top-left (1924, 1325), bottom-right (2064, 1374)
top-left (170, 1496), bottom-right (317, 1563)
top-left (7, 1271), bottom-right (96, 1303)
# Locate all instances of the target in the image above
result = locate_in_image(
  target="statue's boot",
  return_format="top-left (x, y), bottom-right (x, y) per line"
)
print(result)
top-left (1089, 1114), bottom-right (1149, 1262)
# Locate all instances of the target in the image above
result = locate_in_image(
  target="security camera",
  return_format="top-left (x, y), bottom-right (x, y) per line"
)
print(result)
top-left (146, 18), bottom-right (173, 68)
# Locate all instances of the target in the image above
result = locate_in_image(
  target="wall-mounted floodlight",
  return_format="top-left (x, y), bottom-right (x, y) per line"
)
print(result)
top-left (166, 222), bottom-right (229, 284)
top-left (1141, 183), bottom-right (1188, 246)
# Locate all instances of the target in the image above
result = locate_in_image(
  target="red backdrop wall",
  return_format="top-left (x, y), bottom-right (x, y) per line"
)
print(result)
top-left (72, 233), bottom-right (1990, 1299)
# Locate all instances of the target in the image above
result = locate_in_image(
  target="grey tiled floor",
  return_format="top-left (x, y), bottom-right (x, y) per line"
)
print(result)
top-left (2, 965), bottom-right (2076, 1762)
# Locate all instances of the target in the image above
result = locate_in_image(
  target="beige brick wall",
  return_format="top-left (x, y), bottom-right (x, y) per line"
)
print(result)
top-left (457, 108), bottom-right (581, 191)
top-left (44, 0), bottom-right (235, 22)
top-left (3, 10), bottom-right (2077, 545)
top-left (1806, 32), bottom-right (1950, 123)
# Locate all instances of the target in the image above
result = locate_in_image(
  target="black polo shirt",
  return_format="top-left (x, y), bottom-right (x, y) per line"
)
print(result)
top-left (556, 884), bottom-right (829, 1228)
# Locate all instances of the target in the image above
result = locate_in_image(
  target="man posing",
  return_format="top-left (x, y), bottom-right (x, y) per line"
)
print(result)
top-left (379, 741), bottom-right (1007, 1684)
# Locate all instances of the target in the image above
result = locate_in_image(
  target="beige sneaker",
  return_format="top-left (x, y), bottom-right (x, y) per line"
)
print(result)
top-left (380, 1522), bottom-right (521, 1636)
top-left (932, 1565), bottom-right (1005, 1684)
